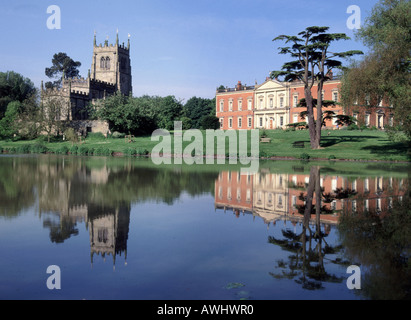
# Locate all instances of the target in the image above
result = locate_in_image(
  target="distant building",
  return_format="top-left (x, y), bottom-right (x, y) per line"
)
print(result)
top-left (41, 31), bottom-right (132, 135)
top-left (216, 73), bottom-right (394, 130)
top-left (215, 81), bottom-right (255, 130)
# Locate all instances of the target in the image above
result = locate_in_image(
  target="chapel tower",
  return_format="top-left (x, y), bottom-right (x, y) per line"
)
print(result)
top-left (91, 30), bottom-right (132, 96)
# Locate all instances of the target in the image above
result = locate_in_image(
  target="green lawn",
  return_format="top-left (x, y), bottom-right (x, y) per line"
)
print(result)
top-left (0, 129), bottom-right (409, 162)
top-left (259, 129), bottom-right (410, 162)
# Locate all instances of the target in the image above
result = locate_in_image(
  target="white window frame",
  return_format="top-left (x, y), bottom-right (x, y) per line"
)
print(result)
top-left (293, 95), bottom-right (298, 107)
top-left (247, 99), bottom-right (252, 110)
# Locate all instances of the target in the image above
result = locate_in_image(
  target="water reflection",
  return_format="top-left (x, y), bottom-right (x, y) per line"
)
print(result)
top-left (0, 155), bottom-right (409, 299)
top-left (215, 166), bottom-right (407, 226)
top-left (215, 165), bottom-right (410, 299)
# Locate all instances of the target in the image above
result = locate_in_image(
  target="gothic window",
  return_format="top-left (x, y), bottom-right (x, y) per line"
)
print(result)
top-left (100, 57), bottom-right (105, 68)
top-left (105, 57), bottom-right (110, 70)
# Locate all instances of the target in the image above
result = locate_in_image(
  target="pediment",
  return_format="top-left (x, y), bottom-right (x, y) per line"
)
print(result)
top-left (256, 80), bottom-right (286, 91)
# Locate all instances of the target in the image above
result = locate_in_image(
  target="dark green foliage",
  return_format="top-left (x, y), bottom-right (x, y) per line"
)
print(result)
top-left (183, 97), bottom-right (216, 129)
top-left (29, 144), bottom-right (48, 154)
top-left (93, 92), bottom-right (159, 136)
top-left (45, 52), bottom-right (81, 88)
top-left (0, 101), bottom-right (20, 138)
top-left (0, 71), bottom-right (36, 119)
top-left (56, 145), bottom-right (69, 155)
top-left (272, 26), bottom-right (362, 149)
top-left (69, 145), bottom-right (78, 154)
top-left (157, 96), bottom-right (183, 130)
top-left (123, 147), bottom-right (137, 156)
top-left (93, 147), bottom-right (112, 156)
top-left (299, 152), bottom-right (310, 160)
top-left (200, 115), bottom-right (220, 130)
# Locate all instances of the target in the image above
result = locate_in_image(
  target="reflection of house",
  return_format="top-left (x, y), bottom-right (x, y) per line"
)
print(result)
top-left (214, 170), bottom-right (407, 226)
top-left (214, 171), bottom-right (253, 217)
top-left (253, 171), bottom-right (289, 225)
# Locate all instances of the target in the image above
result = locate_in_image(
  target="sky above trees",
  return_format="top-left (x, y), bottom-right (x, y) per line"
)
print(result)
top-left (0, 0), bottom-right (377, 102)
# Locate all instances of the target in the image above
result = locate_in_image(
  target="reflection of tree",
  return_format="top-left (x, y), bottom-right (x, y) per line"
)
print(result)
top-left (43, 215), bottom-right (79, 243)
top-left (269, 166), bottom-right (352, 290)
top-left (0, 157), bottom-right (37, 218)
top-left (338, 176), bottom-right (411, 300)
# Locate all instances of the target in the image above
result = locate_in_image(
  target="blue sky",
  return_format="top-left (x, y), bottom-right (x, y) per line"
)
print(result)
top-left (0, 0), bottom-right (377, 102)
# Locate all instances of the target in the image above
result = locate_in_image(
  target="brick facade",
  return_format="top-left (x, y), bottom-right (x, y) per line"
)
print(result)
top-left (216, 77), bottom-right (394, 130)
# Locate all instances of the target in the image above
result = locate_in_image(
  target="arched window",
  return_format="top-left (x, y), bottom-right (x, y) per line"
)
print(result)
top-left (100, 57), bottom-right (105, 68)
top-left (105, 57), bottom-right (110, 70)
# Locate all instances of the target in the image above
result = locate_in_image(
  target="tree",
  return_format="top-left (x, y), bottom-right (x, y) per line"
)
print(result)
top-left (93, 92), bottom-right (159, 136)
top-left (183, 97), bottom-right (215, 129)
top-left (45, 52), bottom-right (81, 88)
top-left (271, 26), bottom-right (363, 149)
top-left (0, 101), bottom-right (20, 138)
top-left (200, 115), bottom-right (220, 130)
top-left (39, 95), bottom-right (66, 142)
top-left (157, 96), bottom-right (183, 130)
top-left (340, 0), bottom-right (411, 141)
top-left (298, 98), bottom-right (356, 128)
top-left (0, 71), bottom-right (36, 119)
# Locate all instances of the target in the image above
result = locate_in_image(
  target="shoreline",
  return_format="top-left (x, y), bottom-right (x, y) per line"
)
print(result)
top-left (1, 149), bottom-right (409, 164)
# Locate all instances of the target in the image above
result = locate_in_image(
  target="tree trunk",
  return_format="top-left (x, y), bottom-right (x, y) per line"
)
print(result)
top-left (305, 87), bottom-right (318, 149)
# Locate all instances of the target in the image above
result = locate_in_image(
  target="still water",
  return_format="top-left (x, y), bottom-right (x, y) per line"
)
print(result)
top-left (0, 155), bottom-right (409, 300)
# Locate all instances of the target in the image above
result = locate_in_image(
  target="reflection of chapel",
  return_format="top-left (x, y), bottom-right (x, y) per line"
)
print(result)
top-left (88, 204), bottom-right (130, 269)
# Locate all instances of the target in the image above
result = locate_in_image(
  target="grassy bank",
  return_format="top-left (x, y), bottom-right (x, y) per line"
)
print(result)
top-left (0, 129), bottom-right (409, 162)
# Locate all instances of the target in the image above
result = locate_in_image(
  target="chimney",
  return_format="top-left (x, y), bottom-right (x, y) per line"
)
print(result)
top-left (236, 81), bottom-right (242, 90)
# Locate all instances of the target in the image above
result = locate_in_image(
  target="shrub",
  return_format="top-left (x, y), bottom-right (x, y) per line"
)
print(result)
top-left (123, 147), bottom-right (137, 156)
top-left (347, 123), bottom-right (358, 130)
top-left (16, 144), bottom-right (31, 154)
top-left (299, 153), bottom-right (310, 160)
top-left (69, 145), bottom-right (78, 154)
top-left (137, 148), bottom-right (149, 156)
top-left (64, 128), bottom-right (78, 144)
top-left (30, 144), bottom-right (48, 154)
top-left (56, 145), bottom-right (69, 155)
top-left (328, 155), bottom-right (336, 160)
top-left (111, 131), bottom-right (125, 139)
top-left (77, 145), bottom-right (89, 155)
top-left (94, 147), bottom-right (112, 156)
top-left (4, 147), bottom-right (16, 154)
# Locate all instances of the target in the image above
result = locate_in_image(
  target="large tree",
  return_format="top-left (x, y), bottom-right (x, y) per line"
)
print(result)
top-left (340, 0), bottom-right (411, 141)
top-left (183, 97), bottom-right (215, 129)
top-left (45, 52), bottom-right (81, 89)
top-left (0, 71), bottom-right (36, 119)
top-left (271, 26), bottom-right (362, 149)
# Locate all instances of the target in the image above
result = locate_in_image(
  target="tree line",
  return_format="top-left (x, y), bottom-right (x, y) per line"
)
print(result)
top-left (0, 68), bottom-right (219, 140)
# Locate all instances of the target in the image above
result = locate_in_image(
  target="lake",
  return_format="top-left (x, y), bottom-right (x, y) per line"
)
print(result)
top-left (0, 154), bottom-right (409, 300)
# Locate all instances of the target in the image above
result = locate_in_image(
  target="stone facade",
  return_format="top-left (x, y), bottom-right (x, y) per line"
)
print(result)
top-left (41, 32), bottom-right (132, 135)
